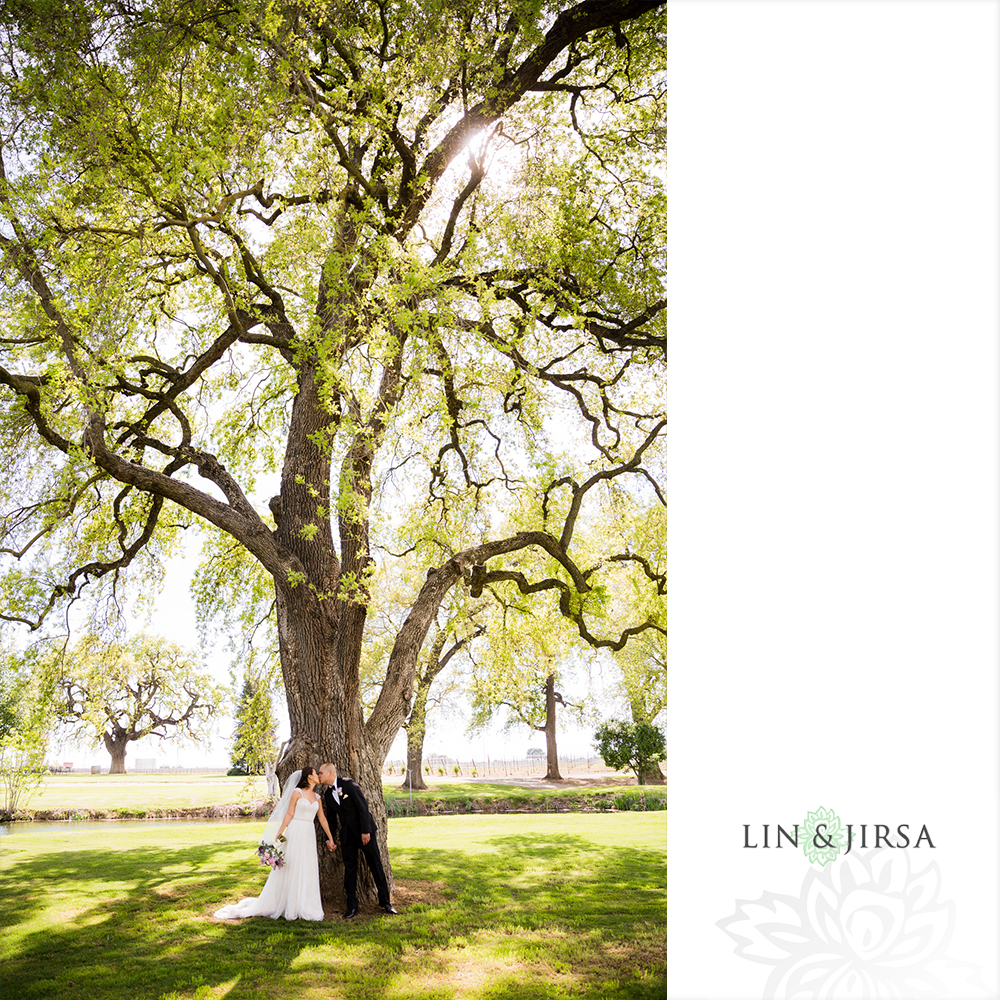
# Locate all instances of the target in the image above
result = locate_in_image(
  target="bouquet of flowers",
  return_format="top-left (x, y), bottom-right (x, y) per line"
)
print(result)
top-left (257, 835), bottom-right (286, 870)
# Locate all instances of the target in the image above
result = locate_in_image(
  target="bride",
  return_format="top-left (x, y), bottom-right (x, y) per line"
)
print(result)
top-left (214, 766), bottom-right (335, 921)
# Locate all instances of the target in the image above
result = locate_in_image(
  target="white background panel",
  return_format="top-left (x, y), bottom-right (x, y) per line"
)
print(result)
top-left (668, 2), bottom-right (1000, 997)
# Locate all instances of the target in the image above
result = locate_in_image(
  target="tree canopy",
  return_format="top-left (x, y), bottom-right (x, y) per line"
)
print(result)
top-left (0, 0), bottom-right (665, 899)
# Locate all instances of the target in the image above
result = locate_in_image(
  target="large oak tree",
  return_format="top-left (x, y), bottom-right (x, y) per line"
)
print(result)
top-left (0, 0), bottom-right (665, 903)
top-left (57, 633), bottom-right (221, 773)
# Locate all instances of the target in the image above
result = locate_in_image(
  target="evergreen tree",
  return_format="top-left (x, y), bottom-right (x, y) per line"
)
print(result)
top-left (230, 671), bottom-right (278, 778)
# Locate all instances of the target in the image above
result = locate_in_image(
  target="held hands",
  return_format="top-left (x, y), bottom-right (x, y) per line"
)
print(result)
top-left (326, 839), bottom-right (336, 852)
top-left (361, 833), bottom-right (370, 845)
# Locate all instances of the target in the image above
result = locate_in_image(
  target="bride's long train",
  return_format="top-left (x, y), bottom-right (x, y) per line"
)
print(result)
top-left (214, 797), bottom-right (324, 921)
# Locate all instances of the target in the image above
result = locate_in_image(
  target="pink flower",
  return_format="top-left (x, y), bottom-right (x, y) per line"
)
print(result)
top-left (257, 841), bottom-right (285, 870)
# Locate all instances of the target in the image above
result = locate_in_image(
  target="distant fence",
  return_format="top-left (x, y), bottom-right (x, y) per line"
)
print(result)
top-left (381, 755), bottom-right (611, 779)
top-left (53, 766), bottom-right (230, 775)
top-left (50, 757), bottom-right (620, 777)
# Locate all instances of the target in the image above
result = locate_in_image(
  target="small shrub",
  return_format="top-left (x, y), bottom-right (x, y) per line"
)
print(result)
top-left (612, 790), bottom-right (667, 812)
top-left (452, 764), bottom-right (460, 776)
top-left (437, 767), bottom-right (444, 776)
top-left (227, 766), bottom-right (248, 777)
top-left (594, 719), bottom-right (666, 785)
top-left (385, 797), bottom-right (422, 817)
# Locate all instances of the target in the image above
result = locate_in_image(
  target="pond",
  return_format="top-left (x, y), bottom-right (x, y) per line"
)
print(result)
top-left (0, 817), bottom-right (260, 836)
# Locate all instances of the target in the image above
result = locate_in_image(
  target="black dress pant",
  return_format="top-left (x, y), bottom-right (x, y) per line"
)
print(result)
top-left (341, 832), bottom-right (390, 907)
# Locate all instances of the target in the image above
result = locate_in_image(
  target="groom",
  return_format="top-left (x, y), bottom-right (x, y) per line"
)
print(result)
top-left (318, 762), bottom-right (398, 918)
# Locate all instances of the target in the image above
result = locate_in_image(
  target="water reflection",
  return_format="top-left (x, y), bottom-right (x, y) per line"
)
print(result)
top-left (0, 817), bottom-right (259, 836)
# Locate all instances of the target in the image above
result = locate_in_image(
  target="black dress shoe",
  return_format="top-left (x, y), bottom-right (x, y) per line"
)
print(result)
top-left (343, 906), bottom-right (358, 919)
top-left (380, 904), bottom-right (399, 915)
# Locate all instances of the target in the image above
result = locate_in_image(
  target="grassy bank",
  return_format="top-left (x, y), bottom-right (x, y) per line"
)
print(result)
top-left (385, 784), bottom-right (667, 817)
top-left (0, 812), bottom-right (666, 1000)
top-left (13, 774), bottom-right (665, 822)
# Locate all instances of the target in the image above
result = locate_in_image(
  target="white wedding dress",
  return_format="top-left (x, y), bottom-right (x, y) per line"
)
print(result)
top-left (214, 796), bottom-right (324, 921)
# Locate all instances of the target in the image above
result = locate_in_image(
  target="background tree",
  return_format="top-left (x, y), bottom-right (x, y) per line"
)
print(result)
top-left (230, 677), bottom-right (264, 775)
top-left (585, 484), bottom-right (666, 781)
top-left (0, 663), bottom-right (17, 739)
top-left (469, 598), bottom-right (581, 781)
top-left (57, 635), bottom-right (222, 774)
top-left (593, 718), bottom-right (665, 785)
top-left (0, 0), bottom-right (665, 902)
top-left (611, 628), bottom-right (666, 782)
top-left (400, 606), bottom-right (485, 790)
top-left (0, 644), bottom-right (54, 819)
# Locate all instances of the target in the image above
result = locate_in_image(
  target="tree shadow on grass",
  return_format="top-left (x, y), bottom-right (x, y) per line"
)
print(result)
top-left (0, 840), bottom-right (329, 1000)
top-left (1, 830), bottom-right (665, 1000)
top-left (322, 831), bottom-right (666, 1000)
top-left (0, 839), bottom-right (246, 931)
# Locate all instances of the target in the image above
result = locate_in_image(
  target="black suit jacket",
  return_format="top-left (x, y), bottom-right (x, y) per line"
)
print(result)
top-left (322, 778), bottom-right (375, 842)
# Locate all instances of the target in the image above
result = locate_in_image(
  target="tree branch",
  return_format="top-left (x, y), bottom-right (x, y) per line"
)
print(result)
top-left (398, 0), bottom-right (664, 236)
top-left (544, 416), bottom-right (667, 549)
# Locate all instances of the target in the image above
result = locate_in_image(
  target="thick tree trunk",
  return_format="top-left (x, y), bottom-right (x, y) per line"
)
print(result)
top-left (267, 362), bottom-right (575, 909)
top-left (104, 732), bottom-right (129, 774)
top-left (270, 536), bottom-right (407, 906)
top-left (271, 560), bottom-right (469, 910)
top-left (542, 673), bottom-right (563, 781)
top-left (272, 588), bottom-right (379, 909)
top-left (265, 357), bottom-right (412, 911)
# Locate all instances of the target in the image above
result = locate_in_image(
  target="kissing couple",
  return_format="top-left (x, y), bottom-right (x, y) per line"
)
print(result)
top-left (214, 762), bottom-right (398, 921)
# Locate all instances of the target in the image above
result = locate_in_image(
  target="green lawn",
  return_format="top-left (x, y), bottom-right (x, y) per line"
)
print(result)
top-left (0, 813), bottom-right (666, 999)
top-left (24, 773), bottom-right (271, 811)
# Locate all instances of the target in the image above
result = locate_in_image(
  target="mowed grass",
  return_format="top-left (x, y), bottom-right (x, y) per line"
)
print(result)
top-left (22, 774), bottom-right (632, 814)
top-left (0, 813), bottom-right (665, 1000)
top-left (24, 773), bottom-right (271, 811)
